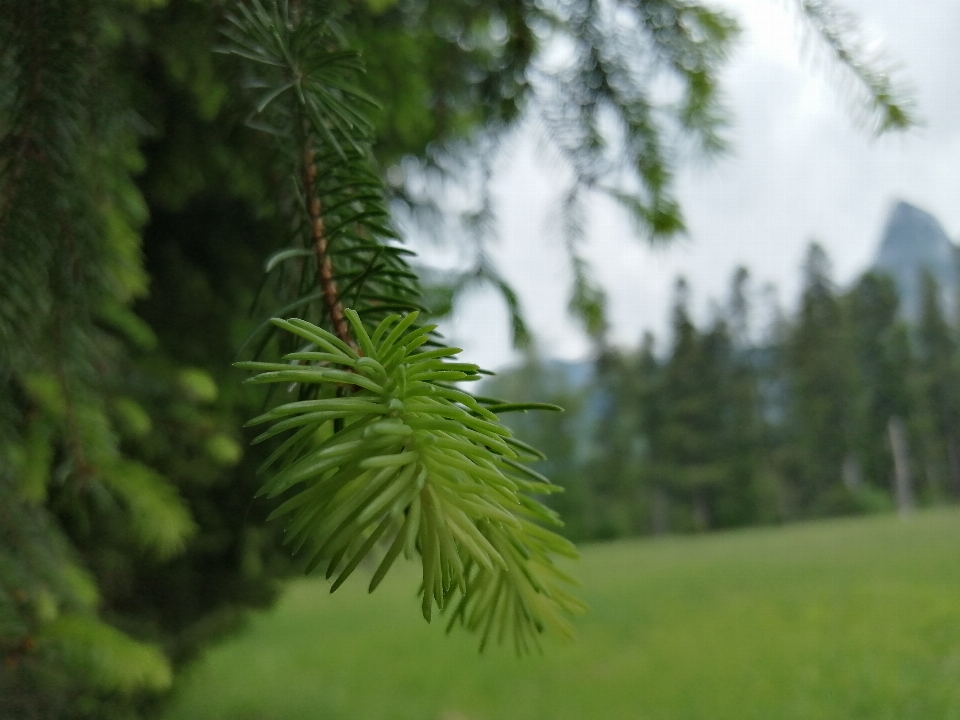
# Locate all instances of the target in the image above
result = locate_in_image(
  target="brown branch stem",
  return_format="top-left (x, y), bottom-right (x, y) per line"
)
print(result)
top-left (303, 146), bottom-right (354, 349)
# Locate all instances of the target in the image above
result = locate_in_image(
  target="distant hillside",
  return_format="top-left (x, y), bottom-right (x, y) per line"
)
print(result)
top-left (872, 201), bottom-right (958, 321)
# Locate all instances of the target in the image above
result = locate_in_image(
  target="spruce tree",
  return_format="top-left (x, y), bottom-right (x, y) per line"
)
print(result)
top-left (844, 271), bottom-right (910, 506)
top-left (581, 347), bottom-right (652, 539)
top-left (711, 268), bottom-right (763, 528)
top-left (783, 244), bottom-right (856, 515)
top-left (655, 280), bottom-right (727, 530)
top-left (914, 271), bottom-right (960, 500)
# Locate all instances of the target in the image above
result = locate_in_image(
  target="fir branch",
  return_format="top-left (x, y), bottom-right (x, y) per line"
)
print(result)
top-left (790, 0), bottom-right (916, 134)
top-left (303, 145), bottom-right (352, 347)
top-left (222, 0), bottom-right (583, 650)
top-left (237, 313), bottom-right (584, 650)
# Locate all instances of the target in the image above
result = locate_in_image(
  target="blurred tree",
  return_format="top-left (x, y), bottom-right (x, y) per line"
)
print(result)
top-left (654, 280), bottom-right (727, 530)
top-left (844, 272), bottom-right (910, 507)
top-left (782, 244), bottom-right (858, 515)
top-left (339, 0), bottom-right (914, 333)
top-left (579, 347), bottom-right (650, 539)
top-left (487, 255), bottom-right (960, 544)
top-left (710, 269), bottom-right (764, 528)
top-left (484, 358), bottom-right (594, 539)
top-left (914, 272), bottom-right (960, 500)
top-left (634, 333), bottom-right (668, 534)
top-left (0, 2), bottom-right (210, 716)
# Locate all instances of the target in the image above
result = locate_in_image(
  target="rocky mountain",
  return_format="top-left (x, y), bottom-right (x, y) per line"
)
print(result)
top-left (872, 201), bottom-right (959, 321)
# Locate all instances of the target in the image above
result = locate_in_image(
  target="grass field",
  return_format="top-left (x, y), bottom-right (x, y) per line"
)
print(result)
top-left (164, 509), bottom-right (960, 720)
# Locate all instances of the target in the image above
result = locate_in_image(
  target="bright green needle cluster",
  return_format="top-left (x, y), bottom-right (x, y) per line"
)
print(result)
top-left (237, 310), bottom-right (585, 652)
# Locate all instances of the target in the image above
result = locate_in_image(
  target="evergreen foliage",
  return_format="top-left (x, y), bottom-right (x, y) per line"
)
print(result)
top-left (914, 271), bottom-right (960, 499)
top-left (783, 244), bottom-right (857, 514)
top-left (217, 0), bottom-right (582, 651)
top-left (491, 246), bottom-right (960, 541)
top-left (0, 0), bottom-right (915, 716)
top-left (344, 0), bottom-right (914, 334)
top-left (845, 272), bottom-right (912, 498)
top-left (239, 314), bottom-right (583, 650)
top-left (0, 2), bottom-right (192, 715)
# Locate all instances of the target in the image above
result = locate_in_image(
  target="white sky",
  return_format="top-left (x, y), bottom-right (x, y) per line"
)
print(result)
top-left (432, 0), bottom-right (960, 370)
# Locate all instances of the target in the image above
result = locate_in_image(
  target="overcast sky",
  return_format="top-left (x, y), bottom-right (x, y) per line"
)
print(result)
top-left (432, 0), bottom-right (960, 370)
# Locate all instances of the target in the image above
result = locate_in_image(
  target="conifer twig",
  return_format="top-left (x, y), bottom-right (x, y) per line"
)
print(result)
top-left (302, 146), bottom-right (353, 348)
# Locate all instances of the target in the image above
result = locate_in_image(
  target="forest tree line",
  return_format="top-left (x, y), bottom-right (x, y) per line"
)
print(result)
top-left (489, 243), bottom-right (960, 541)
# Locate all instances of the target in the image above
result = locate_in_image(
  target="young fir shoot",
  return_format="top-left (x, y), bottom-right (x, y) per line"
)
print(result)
top-left (237, 312), bottom-right (585, 652)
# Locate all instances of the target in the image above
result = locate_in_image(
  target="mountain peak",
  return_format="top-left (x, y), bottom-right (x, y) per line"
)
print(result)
top-left (872, 200), bottom-right (957, 321)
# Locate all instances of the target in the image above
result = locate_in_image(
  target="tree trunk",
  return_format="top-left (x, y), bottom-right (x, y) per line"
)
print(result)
top-left (651, 487), bottom-right (670, 536)
top-left (887, 416), bottom-right (913, 515)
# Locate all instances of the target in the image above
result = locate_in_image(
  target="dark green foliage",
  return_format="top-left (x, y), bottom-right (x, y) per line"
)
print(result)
top-left (781, 244), bottom-right (858, 515)
top-left (217, 1), bottom-right (582, 651)
top-left (0, 0), bottom-right (916, 716)
top-left (218, 0), bottom-right (423, 346)
top-left (845, 273), bottom-right (912, 496)
top-left (582, 348), bottom-right (655, 539)
top-left (914, 271), bottom-right (960, 500)
top-left (0, 1), bottom-right (298, 706)
top-left (491, 247), bottom-right (960, 543)
top-left (654, 281), bottom-right (730, 529)
top-left (633, 276), bottom-right (766, 531)
top-left (0, 2), bottom-right (196, 715)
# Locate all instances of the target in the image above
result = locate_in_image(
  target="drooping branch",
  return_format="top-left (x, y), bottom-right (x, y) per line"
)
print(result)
top-left (224, 0), bottom-right (583, 652)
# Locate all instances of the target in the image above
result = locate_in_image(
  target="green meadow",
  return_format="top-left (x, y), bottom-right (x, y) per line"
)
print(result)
top-left (165, 509), bottom-right (960, 720)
